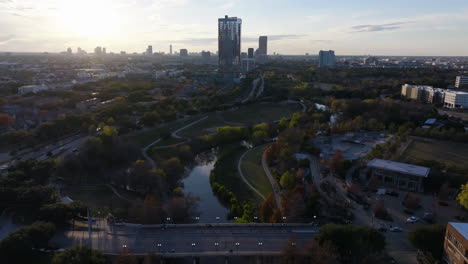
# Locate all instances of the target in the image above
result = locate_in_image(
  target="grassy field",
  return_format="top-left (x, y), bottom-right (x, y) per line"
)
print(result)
top-left (178, 113), bottom-right (229, 138)
top-left (212, 144), bottom-right (261, 204)
top-left (240, 145), bottom-right (273, 197)
top-left (401, 139), bottom-right (468, 167)
top-left (222, 102), bottom-right (301, 125)
top-left (129, 116), bottom-right (200, 146)
top-left (61, 185), bottom-right (135, 217)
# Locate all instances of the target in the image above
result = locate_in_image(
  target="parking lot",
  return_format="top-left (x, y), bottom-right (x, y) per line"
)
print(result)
top-left (313, 132), bottom-right (390, 161)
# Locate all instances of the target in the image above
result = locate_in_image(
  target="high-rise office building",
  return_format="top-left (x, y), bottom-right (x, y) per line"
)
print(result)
top-left (256, 36), bottom-right (268, 64)
top-left (258, 36), bottom-right (267, 55)
top-left (170, 44), bottom-right (173, 55)
top-left (102, 47), bottom-right (106, 55)
top-left (94, 46), bottom-right (102, 55)
top-left (180, 49), bottom-right (188, 57)
top-left (248, 48), bottom-right (254, 59)
top-left (318, 50), bottom-right (336, 67)
top-left (218, 15), bottom-right (242, 75)
top-left (66, 47), bottom-right (72, 54)
top-left (146, 45), bottom-right (153, 55)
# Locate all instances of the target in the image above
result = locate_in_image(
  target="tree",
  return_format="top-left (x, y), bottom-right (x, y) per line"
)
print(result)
top-left (457, 183), bottom-right (468, 210)
top-left (52, 246), bottom-right (106, 264)
top-left (115, 248), bottom-right (138, 264)
top-left (0, 222), bottom-right (56, 263)
top-left (403, 192), bottom-right (421, 210)
top-left (408, 225), bottom-right (446, 260)
top-left (0, 113), bottom-right (15, 126)
top-left (315, 224), bottom-right (385, 263)
top-left (280, 171), bottom-right (296, 189)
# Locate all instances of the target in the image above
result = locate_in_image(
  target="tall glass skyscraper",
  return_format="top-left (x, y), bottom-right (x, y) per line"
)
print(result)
top-left (318, 50), bottom-right (336, 67)
top-left (257, 36), bottom-right (268, 64)
top-left (218, 15), bottom-right (242, 76)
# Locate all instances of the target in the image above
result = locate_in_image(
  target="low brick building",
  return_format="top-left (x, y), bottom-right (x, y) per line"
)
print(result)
top-left (444, 222), bottom-right (468, 264)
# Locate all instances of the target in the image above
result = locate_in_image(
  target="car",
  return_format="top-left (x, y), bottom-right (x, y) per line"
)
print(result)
top-left (422, 213), bottom-right (435, 223)
top-left (406, 216), bottom-right (419, 223)
top-left (385, 191), bottom-right (399, 197)
top-left (439, 201), bottom-right (449, 207)
top-left (377, 226), bottom-right (387, 232)
top-left (389, 226), bottom-right (403, 232)
top-left (403, 209), bottom-right (414, 215)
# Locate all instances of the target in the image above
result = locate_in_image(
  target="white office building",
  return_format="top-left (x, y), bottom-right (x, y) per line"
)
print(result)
top-left (444, 90), bottom-right (468, 109)
top-left (455, 76), bottom-right (468, 88)
top-left (18, 84), bottom-right (49, 95)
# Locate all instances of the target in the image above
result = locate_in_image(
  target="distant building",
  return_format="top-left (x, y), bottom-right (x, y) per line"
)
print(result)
top-left (444, 222), bottom-right (468, 264)
top-left (146, 45), bottom-right (153, 56)
top-left (318, 50), bottom-right (336, 67)
top-left (444, 90), bottom-right (468, 109)
top-left (364, 56), bottom-right (378, 65)
top-left (102, 47), bottom-right (106, 55)
top-left (18, 84), bottom-right (49, 95)
top-left (66, 47), bottom-right (72, 54)
top-left (400, 84), bottom-right (445, 104)
top-left (455, 76), bottom-right (468, 88)
top-left (76, 98), bottom-right (101, 111)
top-left (180, 49), bottom-right (188, 57)
top-left (367, 159), bottom-right (430, 192)
top-left (94, 46), bottom-right (102, 55)
top-left (248, 48), bottom-right (254, 59)
top-left (256, 36), bottom-right (268, 64)
top-left (170, 44), bottom-right (173, 55)
top-left (201, 51), bottom-right (211, 60)
top-left (218, 15), bottom-right (242, 76)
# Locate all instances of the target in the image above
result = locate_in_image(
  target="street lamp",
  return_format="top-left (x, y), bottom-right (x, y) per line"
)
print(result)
top-left (235, 242), bottom-right (240, 253)
top-left (291, 242), bottom-right (296, 247)
top-left (216, 216), bottom-right (220, 222)
top-left (254, 216), bottom-right (258, 222)
top-left (157, 243), bottom-right (162, 252)
top-left (122, 244), bottom-right (127, 248)
top-left (215, 242), bottom-right (219, 251)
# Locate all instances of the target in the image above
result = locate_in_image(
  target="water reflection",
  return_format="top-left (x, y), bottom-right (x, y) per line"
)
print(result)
top-left (182, 149), bottom-right (229, 223)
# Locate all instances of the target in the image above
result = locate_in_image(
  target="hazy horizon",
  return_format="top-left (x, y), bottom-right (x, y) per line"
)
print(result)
top-left (1, 0), bottom-right (468, 56)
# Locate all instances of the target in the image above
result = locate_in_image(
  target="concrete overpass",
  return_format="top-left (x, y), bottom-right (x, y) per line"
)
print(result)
top-left (52, 221), bottom-right (319, 258)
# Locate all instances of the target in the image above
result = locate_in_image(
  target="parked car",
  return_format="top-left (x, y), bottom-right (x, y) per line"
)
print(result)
top-left (403, 209), bottom-right (414, 215)
top-left (422, 213), bottom-right (435, 223)
top-left (389, 226), bottom-right (403, 232)
top-left (406, 216), bottom-right (419, 223)
top-left (377, 226), bottom-right (387, 232)
top-left (439, 201), bottom-right (449, 207)
top-left (386, 191), bottom-right (399, 197)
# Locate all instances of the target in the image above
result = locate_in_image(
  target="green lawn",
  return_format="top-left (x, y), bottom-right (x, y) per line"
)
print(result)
top-left (61, 185), bottom-right (134, 217)
top-left (178, 113), bottom-right (230, 138)
top-left (222, 102), bottom-right (302, 125)
top-left (240, 145), bottom-right (273, 197)
top-left (129, 116), bottom-right (200, 147)
top-left (212, 144), bottom-right (261, 204)
top-left (401, 139), bottom-right (468, 167)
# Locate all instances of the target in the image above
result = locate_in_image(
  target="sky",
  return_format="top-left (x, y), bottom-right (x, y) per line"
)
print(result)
top-left (1, 0), bottom-right (468, 56)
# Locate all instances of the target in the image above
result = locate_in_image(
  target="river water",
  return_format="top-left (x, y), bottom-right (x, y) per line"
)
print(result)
top-left (182, 151), bottom-right (229, 223)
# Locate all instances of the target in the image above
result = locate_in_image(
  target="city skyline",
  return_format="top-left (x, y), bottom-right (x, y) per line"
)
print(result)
top-left (1, 0), bottom-right (468, 55)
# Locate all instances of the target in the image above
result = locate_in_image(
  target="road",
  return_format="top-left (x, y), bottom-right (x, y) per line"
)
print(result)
top-left (261, 150), bottom-right (283, 212)
top-left (52, 222), bottom-right (318, 256)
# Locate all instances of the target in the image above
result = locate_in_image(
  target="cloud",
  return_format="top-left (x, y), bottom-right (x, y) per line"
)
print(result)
top-left (351, 21), bottom-right (413, 32)
top-left (0, 34), bottom-right (16, 45)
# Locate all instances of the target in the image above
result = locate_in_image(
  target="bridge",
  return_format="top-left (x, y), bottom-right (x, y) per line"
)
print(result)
top-left (51, 220), bottom-right (319, 258)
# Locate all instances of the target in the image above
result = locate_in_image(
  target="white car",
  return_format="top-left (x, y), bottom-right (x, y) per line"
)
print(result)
top-left (406, 216), bottom-right (419, 223)
top-left (389, 226), bottom-right (403, 232)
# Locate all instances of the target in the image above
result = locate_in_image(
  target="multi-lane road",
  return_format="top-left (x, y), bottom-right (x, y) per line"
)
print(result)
top-left (52, 221), bottom-right (318, 257)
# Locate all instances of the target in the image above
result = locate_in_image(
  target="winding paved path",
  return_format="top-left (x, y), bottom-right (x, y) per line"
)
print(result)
top-left (261, 150), bottom-right (283, 212)
top-left (237, 148), bottom-right (266, 200)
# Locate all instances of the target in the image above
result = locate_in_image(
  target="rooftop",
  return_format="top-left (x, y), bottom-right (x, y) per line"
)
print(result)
top-left (368, 159), bottom-right (430, 178)
top-left (449, 222), bottom-right (468, 240)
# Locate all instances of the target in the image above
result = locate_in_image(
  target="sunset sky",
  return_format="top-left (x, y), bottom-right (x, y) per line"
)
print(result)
top-left (1, 0), bottom-right (468, 55)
